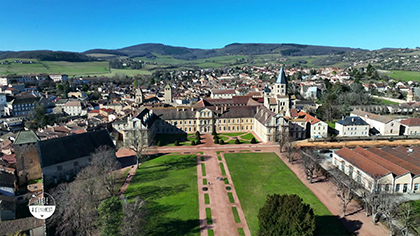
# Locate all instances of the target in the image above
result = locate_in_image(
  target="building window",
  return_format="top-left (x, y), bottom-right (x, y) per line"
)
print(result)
top-left (403, 184), bottom-right (408, 193)
top-left (415, 183), bottom-right (419, 191)
top-left (396, 184), bottom-right (401, 192)
top-left (349, 166), bottom-right (353, 178)
top-left (357, 171), bottom-right (362, 183)
top-left (341, 161), bottom-right (345, 172)
top-left (385, 184), bottom-right (390, 192)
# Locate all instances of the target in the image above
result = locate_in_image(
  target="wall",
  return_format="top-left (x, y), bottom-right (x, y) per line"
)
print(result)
top-left (14, 143), bottom-right (42, 186)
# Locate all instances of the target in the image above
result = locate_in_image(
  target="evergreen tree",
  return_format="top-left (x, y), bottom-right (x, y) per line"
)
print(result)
top-left (174, 140), bottom-right (180, 146)
top-left (98, 197), bottom-right (123, 236)
top-left (258, 194), bottom-right (316, 236)
top-left (219, 139), bottom-right (225, 145)
top-left (250, 137), bottom-right (257, 144)
top-left (235, 138), bottom-right (241, 144)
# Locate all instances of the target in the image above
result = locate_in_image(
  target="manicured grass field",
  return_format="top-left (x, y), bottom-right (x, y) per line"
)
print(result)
top-left (217, 156), bottom-right (222, 161)
top-left (156, 133), bottom-right (197, 146)
top-left (203, 178), bottom-right (207, 185)
top-left (238, 228), bottom-right (245, 236)
top-left (124, 154), bottom-right (199, 236)
top-left (208, 229), bottom-right (214, 236)
top-left (373, 98), bottom-right (399, 105)
top-left (240, 133), bottom-right (256, 141)
top-left (224, 152), bottom-right (349, 236)
top-left (388, 70), bottom-right (420, 82)
top-left (221, 132), bottom-right (246, 137)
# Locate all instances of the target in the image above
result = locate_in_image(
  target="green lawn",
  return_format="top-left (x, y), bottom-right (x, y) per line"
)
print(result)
top-left (156, 133), bottom-right (196, 146)
top-left (204, 194), bottom-right (210, 204)
top-left (206, 208), bottom-right (212, 225)
top-left (220, 163), bottom-right (227, 176)
top-left (387, 70), bottom-right (420, 82)
top-left (201, 163), bottom-right (206, 176)
top-left (240, 133), bottom-right (256, 141)
top-left (208, 229), bottom-right (214, 236)
top-left (124, 154), bottom-right (199, 236)
top-left (232, 207), bottom-right (241, 223)
top-left (373, 98), bottom-right (399, 105)
top-left (220, 132), bottom-right (247, 137)
top-left (225, 152), bottom-right (349, 236)
top-left (203, 178), bottom-right (207, 185)
top-left (228, 192), bottom-right (235, 203)
top-left (238, 228), bottom-right (245, 236)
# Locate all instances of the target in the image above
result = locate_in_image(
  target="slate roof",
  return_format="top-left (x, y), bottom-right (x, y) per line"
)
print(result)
top-left (10, 96), bottom-right (39, 105)
top-left (0, 217), bottom-right (44, 235)
top-left (219, 106), bottom-right (257, 118)
top-left (336, 116), bottom-right (369, 126)
top-left (38, 129), bottom-right (115, 168)
top-left (0, 195), bottom-right (15, 212)
top-left (275, 68), bottom-right (288, 84)
top-left (13, 130), bottom-right (40, 145)
top-left (0, 171), bottom-right (15, 188)
top-left (153, 108), bottom-right (196, 120)
top-left (212, 89), bottom-right (236, 94)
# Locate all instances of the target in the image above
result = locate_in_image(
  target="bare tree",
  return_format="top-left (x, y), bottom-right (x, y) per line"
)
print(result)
top-left (300, 148), bottom-right (320, 183)
top-left (275, 126), bottom-right (291, 153)
top-left (124, 129), bottom-right (151, 168)
top-left (120, 197), bottom-right (147, 236)
top-left (380, 195), bottom-right (399, 236)
top-left (48, 147), bottom-right (120, 236)
top-left (331, 169), bottom-right (359, 217)
top-left (284, 141), bottom-right (298, 163)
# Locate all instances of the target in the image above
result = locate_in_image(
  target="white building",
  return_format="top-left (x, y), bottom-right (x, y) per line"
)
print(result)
top-left (335, 116), bottom-right (369, 137)
top-left (351, 110), bottom-right (399, 136)
top-left (63, 100), bottom-right (84, 116)
top-left (400, 118), bottom-right (420, 135)
top-left (49, 74), bottom-right (68, 83)
top-left (211, 89), bottom-right (237, 99)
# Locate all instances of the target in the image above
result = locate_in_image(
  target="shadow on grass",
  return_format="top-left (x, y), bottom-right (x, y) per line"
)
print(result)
top-left (315, 215), bottom-right (362, 236)
top-left (144, 201), bottom-right (200, 236)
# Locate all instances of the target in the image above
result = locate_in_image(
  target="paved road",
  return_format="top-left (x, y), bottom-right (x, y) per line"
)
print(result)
top-left (372, 95), bottom-right (406, 104)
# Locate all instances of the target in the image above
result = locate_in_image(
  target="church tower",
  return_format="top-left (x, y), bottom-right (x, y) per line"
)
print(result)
top-left (273, 67), bottom-right (288, 96)
top-left (407, 88), bottom-right (414, 102)
top-left (164, 84), bottom-right (172, 104)
top-left (263, 84), bottom-right (271, 109)
top-left (135, 88), bottom-right (144, 104)
top-left (274, 68), bottom-right (290, 116)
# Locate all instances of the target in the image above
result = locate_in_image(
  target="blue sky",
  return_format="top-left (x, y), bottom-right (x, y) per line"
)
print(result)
top-left (0, 0), bottom-right (419, 52)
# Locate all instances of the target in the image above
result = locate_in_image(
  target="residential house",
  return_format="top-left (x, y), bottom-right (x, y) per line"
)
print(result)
top-left (4, 97), bottom-right (39, 116)
top-left (0, 171), bottom-right (16, 196)
top-left (49, 74), bottom-right (68, 83)
top-left (351, 110), bottom-right (399, 136)
top-left (63, 100), bottom-right (84, 116)
top-left (336, 116), bottom-right (370, 137)
top-left (289, 110), bottom-right (328, 139)
top-left (400, 118), bottom-right (420, 135)
top-left (211, 89), bottom-right (237, 99)
top-left (0, 195), bottom-right (16, 221)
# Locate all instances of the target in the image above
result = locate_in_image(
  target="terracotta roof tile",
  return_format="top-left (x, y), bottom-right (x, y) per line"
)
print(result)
top-left (353, 147), bottom-right (408, 176)
top-left (335, 147), bottom-right (390, 177)
top-left (368, 147), bottom-right (420, 175)
top-left (400, 118), bottom-right (420, 126)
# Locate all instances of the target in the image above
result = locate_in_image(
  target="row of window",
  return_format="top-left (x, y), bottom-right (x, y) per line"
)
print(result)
top-left (159, 118), bottom-right (253, 126)
top-left (347, 127), bottom-right (368, 131)
top-left (343, 132), bottom-right (368, 135)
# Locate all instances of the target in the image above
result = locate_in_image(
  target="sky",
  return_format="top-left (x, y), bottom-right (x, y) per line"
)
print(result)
top-left (0, 0), bottom-right (419, 52)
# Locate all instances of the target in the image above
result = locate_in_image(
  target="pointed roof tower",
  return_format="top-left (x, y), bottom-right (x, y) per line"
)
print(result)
top-left (275, 68), bottom-right (288, 84)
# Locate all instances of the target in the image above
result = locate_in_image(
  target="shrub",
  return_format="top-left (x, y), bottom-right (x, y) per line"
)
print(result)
top-left (191, 140), bottom-right (196, 145)
top-left (196, 139), bottom-right (202, 145)
top-left (174, 140), bottom-right (180, 146)
top-left (250, 137), bottom-right (257, 144)
top-left (212, 130), bottom-right (217, 135)
top-left (219, 139), bottom-right (225, 144)
top-left (214, 138), bottom-right (219, 144)
top-left (157, 140), bottom-right (162, 146)
top-left (235, 138), bottom-right (241, 144)
top-left (213, 134), bottom-right (218, 140)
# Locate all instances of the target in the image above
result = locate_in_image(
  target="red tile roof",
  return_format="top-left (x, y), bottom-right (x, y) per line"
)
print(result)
top-left (400, 118), bottom-right (420, 126)
top-left (335, 147), bottom-right (390, 177)
top-left (368, 147), bottom-right (420, 175)
top-left (353, 147), bottom-right (408, 176)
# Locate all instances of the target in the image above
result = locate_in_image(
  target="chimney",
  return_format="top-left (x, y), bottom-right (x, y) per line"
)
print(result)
top-left (191, 107), bottom-right (194, 111)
